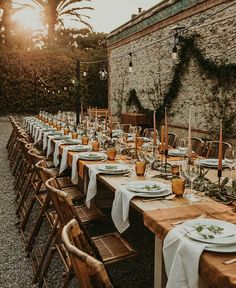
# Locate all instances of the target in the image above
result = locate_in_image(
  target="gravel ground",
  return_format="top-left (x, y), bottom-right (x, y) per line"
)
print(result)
top-left (0, 117), bottom-right (155, 288)
top-left (0, 118), bottom-right (35, 288)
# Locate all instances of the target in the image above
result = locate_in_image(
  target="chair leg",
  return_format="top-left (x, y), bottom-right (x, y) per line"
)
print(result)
top-left (32, 217), bottom-right (59, 284)
top-left (37, 243), bottom-right (58, 288)
top-left (62, 266), bottom-right (74, 288)
top-left (26, 195), bottom-right (50, 254)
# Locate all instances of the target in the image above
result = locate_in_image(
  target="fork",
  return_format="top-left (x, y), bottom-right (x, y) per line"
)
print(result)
top-left (171, 213), bottom-right (207, 226)
top-left (223, 258), bottom-right (236, 265)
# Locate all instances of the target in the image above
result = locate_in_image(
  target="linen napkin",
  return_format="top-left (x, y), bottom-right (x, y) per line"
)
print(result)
top-left (59, 145), bottom-right (80, 174)
top-left (46, 134), bottom-right (62, 157)
top-left (53, 140), bottom-right (65, 167)
top-left (85, 165), bottom-right (100, 208)
top-left (163, 225), bottom-right (207, 288)
top-left (111, 185), bottom-right (137, 233)
top-left (71, 154), bottom-right (81, 185)
top-left (111, 185), bottom-right (171, 233)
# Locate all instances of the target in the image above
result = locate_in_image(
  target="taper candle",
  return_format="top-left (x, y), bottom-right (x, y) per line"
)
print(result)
top-left (161, 125), bottom-right (165, 151)
top-left (153, 110), bottom-right (157, 146)
top-left (164, 107), bottom-right (168, 154)
top-left (218, 119), bottom-right (223, 174)
top-left (188, 107), bottom-right (192, 159)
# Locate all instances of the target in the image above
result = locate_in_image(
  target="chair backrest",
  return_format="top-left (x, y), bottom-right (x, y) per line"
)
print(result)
top-left (130, 126), bottom-right (142, 136)
top-left (112, 122), bottom-right (120, 130)
top-left (204, 141), bottom-right (232, 158)
top-left (45, 178), bottom-right (94, 255)
top-left (62, 219), bottom-right (113, 288)
top-left (120, 124), bottom-right (131, 133)
top-left (142, 128), bottom-right (159, 139)
top-left (183, 137), bottom-right (205, 156)
top-left (168, 132), bottom-right (177, 148)
top-left (35, 160), bottom-right (57, 184)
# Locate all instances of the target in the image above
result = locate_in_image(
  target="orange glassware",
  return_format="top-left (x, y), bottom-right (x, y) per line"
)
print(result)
top-left (56, 124), bottom-right (62, 131)
top-left (64, 128), bottom-right (69, 135)
top-left (137, 137), bottom-right (144, 147)
top-left (92, 139), bottom-right (100, 151)
top-left (107, 147), bottom-right (117, 161)
top-left (135, 160), bottom-right (146, 176)
top-left (72, 132), bottom-right (78, 139)
top-left (82, 135), bottom-right (89, 145)
top-left (171, 178), bottom-right (185, 197)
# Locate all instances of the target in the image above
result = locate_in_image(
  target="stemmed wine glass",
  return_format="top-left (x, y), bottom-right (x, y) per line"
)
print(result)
top-left (180, 160), bottom-right (200, 199)
top-left (177, 138), bottom-right (188, 158)
top-left (225, 148), bottom-right (236, 179)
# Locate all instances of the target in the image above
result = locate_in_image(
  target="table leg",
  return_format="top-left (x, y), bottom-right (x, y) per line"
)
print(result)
top-left (154, 236), bottom-right (163, 288)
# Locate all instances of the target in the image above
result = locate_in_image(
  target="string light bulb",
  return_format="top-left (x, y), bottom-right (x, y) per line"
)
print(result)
top-left (83, 71), bottom-right (87, 77)
top-left (99, 67), bottom-right (108, 80)
top-left (172, 45), bottom-right (178, 60)
top-left (129, 52), bottom-right (133, 73)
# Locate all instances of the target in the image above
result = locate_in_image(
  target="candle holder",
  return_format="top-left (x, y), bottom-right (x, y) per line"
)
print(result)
top-left (82, 135), bottom-right (89, 145)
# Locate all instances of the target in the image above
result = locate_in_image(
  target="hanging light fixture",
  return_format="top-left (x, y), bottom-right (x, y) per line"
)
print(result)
top-left (129, 52), bottom-right (133, 73)
top-left (99, 66), bottom-right (108, 80)
top-left (172, 45), bottom-right (178, 60)
top-left (171, 25), bottom-right (185, 61)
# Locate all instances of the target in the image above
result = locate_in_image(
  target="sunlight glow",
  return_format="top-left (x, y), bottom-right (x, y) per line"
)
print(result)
top-left (13, 8), bottom-right (43, 30)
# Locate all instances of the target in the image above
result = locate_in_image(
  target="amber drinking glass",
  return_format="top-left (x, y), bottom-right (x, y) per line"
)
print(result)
top-left (82, 135), bottom-right (89, 145)
top-left (171, 178), bottom-right (185, 197)
top-left (92, 140), bottom-right (100, 151)
top-left (107, 148), bottom-right (117, 161)
top-left (72, 132), bottom-right (78, 139)
top-left (63, 127), bottom-right (69, 135)
top-left (135, 160), bottom-right (146, 176)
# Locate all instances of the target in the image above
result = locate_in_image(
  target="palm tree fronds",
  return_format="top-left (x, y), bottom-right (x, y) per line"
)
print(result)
top-left (59, 0), bottom-right (92, 12)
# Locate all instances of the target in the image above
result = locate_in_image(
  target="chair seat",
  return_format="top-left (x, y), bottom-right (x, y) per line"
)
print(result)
top-left (62, 186), bottom-right (84, 200)
top-left (93, 232), bottom-right (137, 265)
top-left (57, 176), bottom-right (74, 188)
top-left (75, 204), bottom-right (105, 224)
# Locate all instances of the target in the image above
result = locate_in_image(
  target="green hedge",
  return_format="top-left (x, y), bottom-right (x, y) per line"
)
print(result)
top-left (0, 48), bottom-right (108, 115)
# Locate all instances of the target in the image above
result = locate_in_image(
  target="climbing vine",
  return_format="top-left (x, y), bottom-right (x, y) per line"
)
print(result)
top-left (127, 34), bottom-right (236, 132)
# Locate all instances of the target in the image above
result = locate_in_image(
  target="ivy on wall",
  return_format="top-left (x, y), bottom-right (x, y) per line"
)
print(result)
top-left (127, 34), bottom-right (236, 134)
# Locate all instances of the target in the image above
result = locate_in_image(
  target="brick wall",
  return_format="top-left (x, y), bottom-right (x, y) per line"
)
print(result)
top-left (107, 0), bottom-right (236, 138)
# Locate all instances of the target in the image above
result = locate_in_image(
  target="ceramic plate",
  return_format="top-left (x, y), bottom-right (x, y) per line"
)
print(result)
top-left (127, 181), bottom-right (169, 193)
top-left (168, 149), bottom-right (187, 157)
top-left (78, 152), bottom-right (106, 160)
top-left (184, 219), bottom-right (236, 245)
top-left (198, 159), bottom-right (227, 168)
top-left (96, 164), bottom-right (130, 174)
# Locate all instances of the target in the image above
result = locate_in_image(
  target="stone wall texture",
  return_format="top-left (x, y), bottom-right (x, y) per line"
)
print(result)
top-left (107, 0), bottom-right (236, 138)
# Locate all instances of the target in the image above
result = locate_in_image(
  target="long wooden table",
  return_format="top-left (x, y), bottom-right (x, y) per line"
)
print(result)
top-left (55, 143), bottom-right (236, 288)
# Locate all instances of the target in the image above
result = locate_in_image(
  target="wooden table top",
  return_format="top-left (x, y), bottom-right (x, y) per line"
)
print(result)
top-left (56, 141), bottom-right (236, 288)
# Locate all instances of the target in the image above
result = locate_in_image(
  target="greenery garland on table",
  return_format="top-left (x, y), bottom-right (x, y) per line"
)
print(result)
top-left (126, 34), bottom-right (236, 126)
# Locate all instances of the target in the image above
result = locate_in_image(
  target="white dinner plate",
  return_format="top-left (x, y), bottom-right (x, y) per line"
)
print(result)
top-left (78, 152), bottom-right (106, 160)
top-left (127, 181), bottom-right (169, 194)
top-left (168, 149), bottom-right (187, 157)
top-left (184, 219), bottom-right (236, 245)
top-left (96, 164), bottom-right (130, 174)
top-left (63, 139), bottom-right (81, 145)
top-left (205, 243), bottom-right (236, 253)
top-left (68, 145), bottom-right (91, 152)
top-left (198, 159), bottom-right (227, 168)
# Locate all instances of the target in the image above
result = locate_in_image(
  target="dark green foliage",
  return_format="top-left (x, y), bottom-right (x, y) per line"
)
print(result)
top-left (127, 35), bottom-right (236, 131)
top-left (0, 32), bottom-right (107, 114)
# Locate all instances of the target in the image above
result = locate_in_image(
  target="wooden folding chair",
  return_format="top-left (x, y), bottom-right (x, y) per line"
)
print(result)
top-left (168, 132), bottom-right (177, 148)
top-left (62, 219), bottom-right (114, 288)
top-left (183, 137), bottom-right (205, 156)
top-left (38, 178), bottom-right (137, 287)
top-left (204, 141), bottom-right (232, 158)
top-left (143, 128), bottom-right (159, 139)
